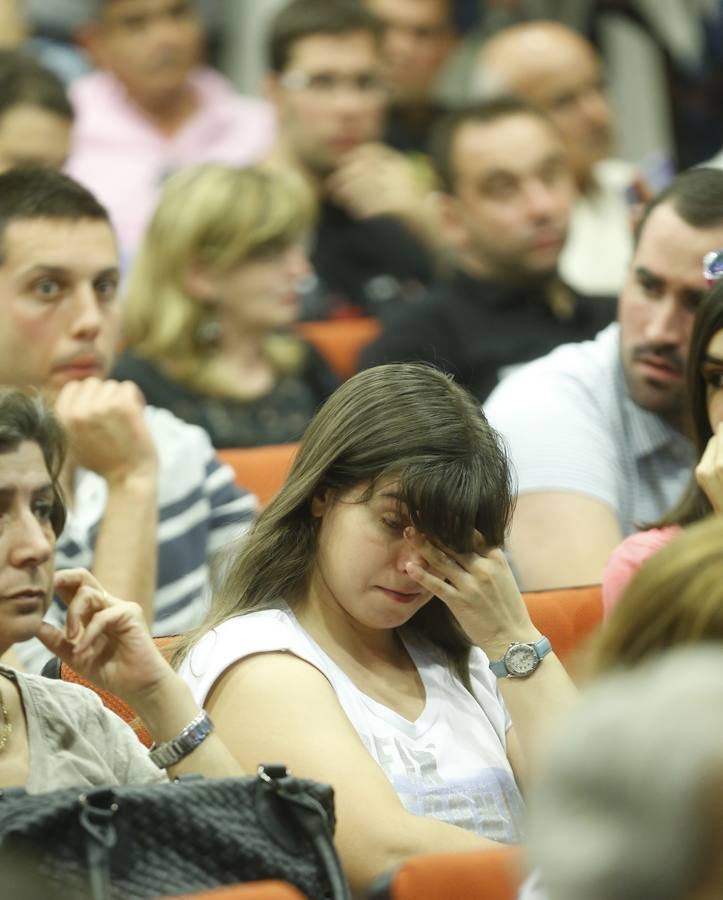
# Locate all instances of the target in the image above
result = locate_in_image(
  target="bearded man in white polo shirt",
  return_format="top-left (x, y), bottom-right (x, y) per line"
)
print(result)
top-left (485, 167), bottom-right (723, 590)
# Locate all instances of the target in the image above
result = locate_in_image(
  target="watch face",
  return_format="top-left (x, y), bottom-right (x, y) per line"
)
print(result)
top-left (505, 643), bottom-right (538, 676)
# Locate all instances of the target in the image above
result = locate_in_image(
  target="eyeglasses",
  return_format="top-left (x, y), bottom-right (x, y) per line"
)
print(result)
top-left (279, 70), bottom-right (386, 97)
top-left (703, 249), bottom-right (723, 285)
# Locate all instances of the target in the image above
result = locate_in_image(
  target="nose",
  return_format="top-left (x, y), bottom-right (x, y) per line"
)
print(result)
top-left (69, 283), bottom-right (103, 341)
top-left (525, 181), bottom-right (559, 222)
top-left (285, 244), bottom-right (311, 281)
top-left (644, 296), bottom-right (688, 346)
top-left (332, 86), bottom-right (374, 116)
top-left (9, 509), bottom-right (53, 570)
top-left (579, 87), bottom-right (611, 131)
top-left (396, 538), bottom-right (426, 575)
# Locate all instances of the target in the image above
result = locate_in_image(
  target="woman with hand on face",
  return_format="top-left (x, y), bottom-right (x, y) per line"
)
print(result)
top-left (603, 271), bottom-right (723, 613)
top-left (113, 163), bottom-right (339, 449)
top-left (172, 363), bottom-right (577, 896)
top-left (0, 388), bottom-right (241, 791)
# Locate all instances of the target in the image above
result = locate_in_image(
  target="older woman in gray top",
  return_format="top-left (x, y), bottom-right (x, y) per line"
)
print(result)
top-left (0, 387), bottom-right (240, 792)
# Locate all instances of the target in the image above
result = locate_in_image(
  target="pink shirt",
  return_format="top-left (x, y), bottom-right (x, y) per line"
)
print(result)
top-left (66, 67), bottom-right (277, 262)
top-left (602, 525), bottom-right (681, 615)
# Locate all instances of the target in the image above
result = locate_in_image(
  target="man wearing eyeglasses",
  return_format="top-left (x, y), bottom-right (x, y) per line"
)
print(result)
top-left (484, 167), bottom-right (723, 591)
top-left (265, 0), bottom-right (437, 319)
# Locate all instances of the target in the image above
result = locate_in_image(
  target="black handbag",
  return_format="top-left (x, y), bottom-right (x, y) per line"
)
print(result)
top-left (0, 764), bottom-right (352, 900)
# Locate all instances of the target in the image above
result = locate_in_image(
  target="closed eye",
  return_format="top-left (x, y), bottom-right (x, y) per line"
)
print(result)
top-left (381, 516), bottom-right (406, 532)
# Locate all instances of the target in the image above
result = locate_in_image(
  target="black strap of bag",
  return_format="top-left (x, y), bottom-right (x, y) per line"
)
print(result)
top-left (79, 791), bottom-right (118, 900)
top-left (259, 765), bottom-right (352, 900)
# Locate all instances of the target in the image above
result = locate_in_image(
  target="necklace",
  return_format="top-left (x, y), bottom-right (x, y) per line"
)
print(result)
top-left (0, 681), bottom-right (11, 753)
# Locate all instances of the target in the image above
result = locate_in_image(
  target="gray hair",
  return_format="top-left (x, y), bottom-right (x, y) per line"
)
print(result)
top-left (528, 646), bottom-right (723, 900)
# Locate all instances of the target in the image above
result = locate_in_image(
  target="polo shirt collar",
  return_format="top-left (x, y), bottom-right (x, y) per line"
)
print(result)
top-left (616, 361), bottom-right (695, 463)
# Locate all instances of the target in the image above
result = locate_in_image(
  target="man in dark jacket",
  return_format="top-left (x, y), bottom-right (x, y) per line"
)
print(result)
top-left (361, 97), bottom-right (616, 400)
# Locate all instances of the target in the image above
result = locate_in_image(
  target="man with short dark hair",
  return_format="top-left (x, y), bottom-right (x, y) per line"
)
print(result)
top-left (66, 0), bottom-right (275, 260)
top-left (266, 0), bottom-right (437, 318)
top-left (0, 49), bottom-right (73, 171)
top-left (472, 21), bottom-right (640, 296)
top-left (0, 167), bottom-right (256, 671)
top-left (361, 98), bottom-right (615, 399)
top-left (485, 167), bottom-right (723, 590)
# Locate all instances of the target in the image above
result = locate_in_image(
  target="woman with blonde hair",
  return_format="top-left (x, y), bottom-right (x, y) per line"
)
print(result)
top-left (113, 163), bottom-right (338, 448)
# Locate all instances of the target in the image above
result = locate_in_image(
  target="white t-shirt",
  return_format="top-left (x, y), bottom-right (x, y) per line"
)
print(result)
top-left (179, 606), bottom-right (525, 844)
top-left (559, 158), bottom-right (635, 296)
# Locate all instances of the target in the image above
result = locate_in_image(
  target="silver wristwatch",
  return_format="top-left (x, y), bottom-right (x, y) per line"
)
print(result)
top-left (148, 710), bottom-right (214, 769)
top-left (489, 636), bottom-right (552, 678)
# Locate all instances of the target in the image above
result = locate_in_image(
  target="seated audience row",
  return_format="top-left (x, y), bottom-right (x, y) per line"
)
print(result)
top-left (6, 363), bottom-right (723, 898)
top-left (0, 1), bottom-right (663, 336)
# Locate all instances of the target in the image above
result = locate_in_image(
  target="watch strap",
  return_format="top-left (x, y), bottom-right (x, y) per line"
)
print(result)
top-left (149, 710), bottom-right (214, 769)
top-left (489, 635), bottom-right (552, 678)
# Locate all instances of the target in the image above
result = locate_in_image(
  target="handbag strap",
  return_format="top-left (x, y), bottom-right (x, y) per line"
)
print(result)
top-left (258, 765), bottom-right (353, 900)
top-left (79, 790), bottom-right (119, 900)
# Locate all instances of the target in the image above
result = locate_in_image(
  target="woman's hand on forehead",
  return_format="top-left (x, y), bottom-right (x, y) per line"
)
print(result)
top-left (403, 527), bottom-right (540, 656)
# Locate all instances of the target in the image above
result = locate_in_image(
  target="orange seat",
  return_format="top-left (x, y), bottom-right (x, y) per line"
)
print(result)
top-left (368, 846), bottom-right (523, 900)
top-left (523, 583), bottom-right (603, 666)
top-left (295, 318), bottom-right (381, 379)
top-left (160, 881), bottom-right (306, 899)
top-left (218, 443), bottom-right (299, 507)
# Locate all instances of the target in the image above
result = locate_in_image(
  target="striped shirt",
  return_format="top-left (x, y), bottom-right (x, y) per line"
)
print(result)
top-left (15, 406), bottom-right (258, 672)
top-left (484, 323), bottom-right (695, 537)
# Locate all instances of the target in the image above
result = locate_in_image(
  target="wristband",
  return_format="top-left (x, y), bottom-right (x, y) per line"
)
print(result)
top-left (148, 710), bottom-right (214, 769)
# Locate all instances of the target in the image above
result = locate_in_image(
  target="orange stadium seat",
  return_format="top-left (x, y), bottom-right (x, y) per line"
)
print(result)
top-left (160, 881), bottom-right (306, 899)
top-left (367, 845), bottom-right (523, 900)
top-left (295, 318), bottom-right (381, 379)
top-left (523, 583), bottom-right (603, 667)
top-left (218, 443), bottom-right (299, 507)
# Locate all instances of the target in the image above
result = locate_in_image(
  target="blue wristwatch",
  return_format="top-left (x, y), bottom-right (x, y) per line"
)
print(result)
top-left (489, 636), bottom-right (552, 678)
